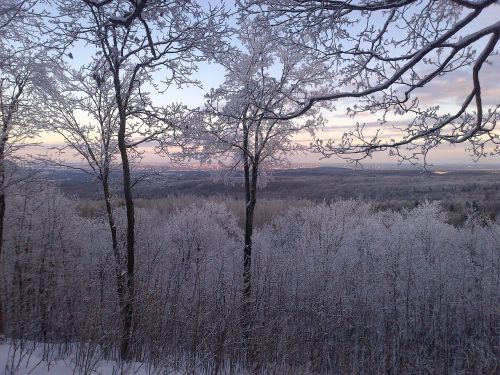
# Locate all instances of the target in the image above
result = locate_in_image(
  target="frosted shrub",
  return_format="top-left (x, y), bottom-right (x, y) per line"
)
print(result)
top-left (2, 186), bottom-right (111, 344)
top-left (253, 200), bottom-right (499, 373)
top-left (128, 203), bottom-right (242, 366)
top-left (2, 192), bottom-right (498, 374)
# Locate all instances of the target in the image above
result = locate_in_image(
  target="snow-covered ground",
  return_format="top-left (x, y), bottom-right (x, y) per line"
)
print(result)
top-left (0, 343), bottom-right (159, 375)
top-left (0, 342), bottom-right (250, 375)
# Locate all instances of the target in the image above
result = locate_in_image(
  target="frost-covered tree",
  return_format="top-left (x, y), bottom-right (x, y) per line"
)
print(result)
top-left (2, 193), bottom-right (498, 373)
top-left (250, 200), bottom-right (499, 372)
top-left (55, 0), bottom-right (229, 359)
top-left (0, 1), bottom-right (42, 40)
top-left (239, 0), bottom-right (500, 164)
top-left (0, 0), bottom-right (57, 338)
top-left (44, 62), bottom-right (129, 328)
top-left (190, 20), bottom-right (328, 350)
top-left (2, 186), bottom-right (110, 344)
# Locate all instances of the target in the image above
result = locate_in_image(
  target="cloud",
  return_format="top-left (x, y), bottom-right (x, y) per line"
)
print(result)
top-left (410, 56), bottom-right (500, 108)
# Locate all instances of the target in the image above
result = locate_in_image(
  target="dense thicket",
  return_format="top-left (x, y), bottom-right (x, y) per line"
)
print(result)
top-left (1, 187), bottom-right (498, 374)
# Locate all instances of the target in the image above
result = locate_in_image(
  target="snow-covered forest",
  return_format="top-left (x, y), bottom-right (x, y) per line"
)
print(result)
top-left (0, 0), bottom-right (499, 374)
top-left (2, 187), bottom-right (499, 374)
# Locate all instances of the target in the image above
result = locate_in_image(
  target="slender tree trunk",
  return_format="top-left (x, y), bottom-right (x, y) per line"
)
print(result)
top-left (117, 108), bottom-right (135, 361)
top-left (0, 180), bottom-right (5, 338)
top-left (102, 178), bottom-right (124, 302)
top-left (101, 176), bottom-right (126, 326)
top-left (0, 146), bottom-right (6, 338)
top-left (111, 65), bottom-right (136, 360)
top-left (0, 83), bottom-right (23, 339)
top-left (242, 159), bottom-right (258, 355)
top-left (118, 138), bottom-right (135, 361)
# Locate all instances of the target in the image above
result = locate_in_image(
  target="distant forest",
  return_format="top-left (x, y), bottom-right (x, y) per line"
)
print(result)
top-left (51, 166), bottom-right (500, 225)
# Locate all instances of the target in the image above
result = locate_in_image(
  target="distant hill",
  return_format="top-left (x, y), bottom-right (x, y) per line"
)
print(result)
top-left (39, 165), bottom-right (500, 224)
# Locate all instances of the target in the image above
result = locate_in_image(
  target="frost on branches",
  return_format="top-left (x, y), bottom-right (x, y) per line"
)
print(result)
top-left (52, 0), bottom-right (230, 361)
top-left (186, 19), bottom-right (331, 349)
top-left (240, 0), bottom-right (500, 166)
top-left (1, 188), bottom-right (498, 374)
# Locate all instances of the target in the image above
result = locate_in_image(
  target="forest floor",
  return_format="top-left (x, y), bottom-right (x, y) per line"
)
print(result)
top-left (0, 342), bottom-right (247, 375)
top-left (0, 343), bottom-right (147, 375)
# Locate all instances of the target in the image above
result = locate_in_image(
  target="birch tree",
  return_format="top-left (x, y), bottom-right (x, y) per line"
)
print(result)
top-left (55, 0), bottom-right (229, 360)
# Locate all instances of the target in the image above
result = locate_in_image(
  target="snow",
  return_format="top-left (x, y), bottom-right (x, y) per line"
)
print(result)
top-left (0, 343), bottom-right (153, 375)
top-left (0, 342), bottom-right (240, 375)
top-left (109, 15), bottom-right (129, 24)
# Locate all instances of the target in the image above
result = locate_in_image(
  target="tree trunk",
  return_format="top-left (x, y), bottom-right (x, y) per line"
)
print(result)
top-left (0, 150), bottom-right (6, 337)
top-left (0, 187), bottom-right (5, 338)
top-left (101, 178), bottom-right (125, 313)
top-left (0, 82), bottom-right (23, 339)
top-left (118, 129), bottom-right (135, 361)
top-left (242, 159), bottom-right (258, 355)
top-left (243, 200), bottom-right (254, 328)
top-left (114, 68), bottom-right (136, 361)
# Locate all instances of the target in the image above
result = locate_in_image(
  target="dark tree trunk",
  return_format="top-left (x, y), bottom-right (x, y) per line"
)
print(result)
top-left (113, 68), bottom-right (136, 361)
top-left (0, 149), bottom-right (6, 337)
top-left (102, 177), bottom-right (125, 312)
top-left (242, 157), bottom-right (258, 354)
top-left (0, 85), bottom-right (23, 339)
top-left (0, 188), bottom-right (5, 338)
top-left (118, 122), bottom-right (135, 361)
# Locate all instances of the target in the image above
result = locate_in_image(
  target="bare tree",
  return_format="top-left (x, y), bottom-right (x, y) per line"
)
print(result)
top-left (0, 1), bottom-right (39, 41)
top-left (0, 0), bottom-right (57, 338)
top-left (43, 63), bottom-right (128, 330)
top-left (3, 189), bottom-right (498, 373)
top-left (238, 0), bottom-right (500, 164)
top-left (189, 20), bottom-right (328, 357)
top-left (55, 0), bottom-right (229, 360)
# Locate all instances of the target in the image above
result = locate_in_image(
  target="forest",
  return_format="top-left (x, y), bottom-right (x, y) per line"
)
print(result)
top-left (0, 1), bottom-right (499, 374)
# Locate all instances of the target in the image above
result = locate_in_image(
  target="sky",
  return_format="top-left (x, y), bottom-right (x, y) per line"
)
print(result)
top-left (33, 1), bottom-right (500, 169)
